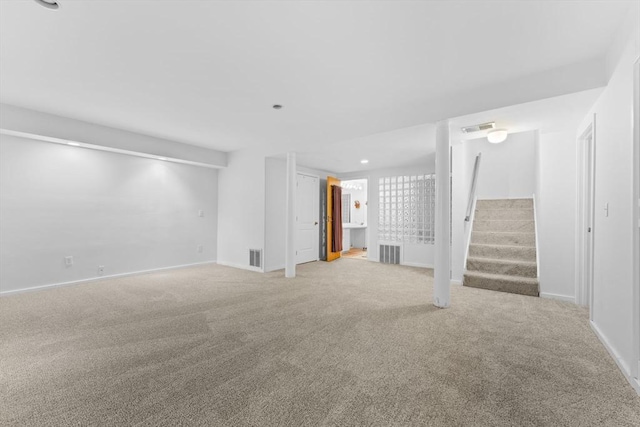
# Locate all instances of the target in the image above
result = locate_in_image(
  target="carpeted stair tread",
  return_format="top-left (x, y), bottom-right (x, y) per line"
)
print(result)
top-left (463, 271), bottom-right (539, 297)
top-left (468, 243), bottom-right (537, 262)
top-left (475, 209), bottom-right (534, 220)
top-left (466, 256), bottom-right (537, 278)
top-left (471, 231), bottom-right (536, 247)
top-left (473, 219), bottom-right (535, 232)
top-left (476, 199), bottom-right (533, 209)
top-left (467, 256), bottom-right (537, 267)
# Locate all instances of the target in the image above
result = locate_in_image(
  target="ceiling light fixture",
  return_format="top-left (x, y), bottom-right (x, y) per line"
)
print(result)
top-left (487, 129), bottom-right (508, 144)
top-left (360, 159), bottom-right (369, 164)
top-left (32, 0), bottom-right (59, 10)
top-left (272, 105), bottom-right (283, 110)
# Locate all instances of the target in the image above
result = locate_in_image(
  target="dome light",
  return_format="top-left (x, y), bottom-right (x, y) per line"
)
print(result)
top-left (487, 129), bottom-right (508, 144)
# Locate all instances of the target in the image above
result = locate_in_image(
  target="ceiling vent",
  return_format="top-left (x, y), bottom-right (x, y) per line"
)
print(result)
top-left (461, 122), bottom-right (496, 134)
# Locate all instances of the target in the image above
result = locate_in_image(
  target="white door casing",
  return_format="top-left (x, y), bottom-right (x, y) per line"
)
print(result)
top-left (296, 173), bottom-right (319, 264)
top-left (576, 117), bottom-right (596, 317)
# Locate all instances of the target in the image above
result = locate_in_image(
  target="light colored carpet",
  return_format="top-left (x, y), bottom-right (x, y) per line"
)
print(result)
top-left (1, 260), bottom-right (639, 426)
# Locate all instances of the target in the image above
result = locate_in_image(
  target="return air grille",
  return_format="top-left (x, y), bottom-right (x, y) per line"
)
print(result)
top-left (461, 121), bottom-right (496, 133)
top-left (249, 249), bottom-right (262, 268)
top-left (379, 244), bottom-right (401, 264)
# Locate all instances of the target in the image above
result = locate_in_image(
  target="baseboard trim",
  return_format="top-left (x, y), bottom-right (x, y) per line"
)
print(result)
top-left (0, 260), bottom-right (217, 296)
top-left (590, 321), bottom-right (639, 395)
top-left (451, 279), bottom-right (463, 286)
top-left (264, 264), bottom-right (285, 273)
top-left (215, 260), bottom-right (263, 273)
top-left (401, 262), bottom-right (433, 269)
top-left (540, 292), bottom-right (575, 303)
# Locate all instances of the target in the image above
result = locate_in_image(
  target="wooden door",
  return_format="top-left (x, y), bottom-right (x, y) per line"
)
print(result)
top-left (327, 176), bottom-right (342, 261)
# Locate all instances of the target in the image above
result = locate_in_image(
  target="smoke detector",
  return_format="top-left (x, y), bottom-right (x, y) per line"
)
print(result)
top-left (461, 122), bottom-right (495, 134)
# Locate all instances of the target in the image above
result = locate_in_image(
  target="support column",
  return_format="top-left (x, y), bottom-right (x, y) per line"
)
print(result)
top-left (434, 120), bottom-right (451, 308)
top-left (285, 152), bottom-right (297, 278)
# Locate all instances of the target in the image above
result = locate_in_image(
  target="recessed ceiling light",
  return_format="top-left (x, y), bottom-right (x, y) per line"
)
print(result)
top-left (32, 0), bottom-right (59, 10)
top-left (487, 129), bottom-right (508, 144)
top-left (360, 159), bottom-right (369, 164)
top-left (272, 105), bottom-right (283, 110)
top-left (67, 142), bottom-right (80, 146)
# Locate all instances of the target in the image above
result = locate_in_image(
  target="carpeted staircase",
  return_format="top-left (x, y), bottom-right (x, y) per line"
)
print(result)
top-left (464, 198), bottom-right (539, 297)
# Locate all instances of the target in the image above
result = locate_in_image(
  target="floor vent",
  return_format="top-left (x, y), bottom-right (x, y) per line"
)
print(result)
top-left (249, 249), bottom-right (262, 268)
top-left (379, 244), bottom-right (401, 264)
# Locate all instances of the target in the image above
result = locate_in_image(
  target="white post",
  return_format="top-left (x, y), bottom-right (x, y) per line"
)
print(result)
top-left (285, 152), bottom-right (297, 278)
top-left (434, 120), bottom-right (451, 308)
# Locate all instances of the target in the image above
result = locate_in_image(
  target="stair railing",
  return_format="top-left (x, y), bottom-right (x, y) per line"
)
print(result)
top-left (465, 153), bottom-right (482, 222)
top-left (462, 153), bottom-right (482, 273)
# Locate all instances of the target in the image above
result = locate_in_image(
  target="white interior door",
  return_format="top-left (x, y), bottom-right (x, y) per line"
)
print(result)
top-left (296, 173), bottom-right (319, 264)
top-left (585, 132), bottom-right (595, 311)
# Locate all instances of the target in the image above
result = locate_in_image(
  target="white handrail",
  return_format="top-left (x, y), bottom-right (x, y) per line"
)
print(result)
top-left (465, 153), bottom-right (482, 221)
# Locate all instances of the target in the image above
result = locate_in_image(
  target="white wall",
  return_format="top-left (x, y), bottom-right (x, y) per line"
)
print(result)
top-left (0, 134), bottom-right (218, 294)
top-left (536, 131), bottom-right (577, 301)
top-left (467, 131), bottom-right (537, 200)
top-left (217, 150), bottom-right (265, 271)
top-left (578, 13), bottom-right (639, 387)
top-left (340, 158), bottom-right (436, 268)
top-left (0, 104), bottom-right (227, 168)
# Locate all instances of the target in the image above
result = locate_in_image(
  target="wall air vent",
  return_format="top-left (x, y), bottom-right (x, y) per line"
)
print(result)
top-left (379, 244), bottom-right (401, 265)
top-left (249, 249), bottom-right (262, 268)
top-left (461, 122), bottom-right (496, 134)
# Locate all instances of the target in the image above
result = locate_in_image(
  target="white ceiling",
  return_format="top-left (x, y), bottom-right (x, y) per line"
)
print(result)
top-left (0, 0), bottom-right (631, 161)
top-left (293, 86), bottom-right (602, 173)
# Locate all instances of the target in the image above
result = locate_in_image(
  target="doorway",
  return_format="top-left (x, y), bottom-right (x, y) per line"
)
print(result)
top-left (577, 118), bottom-right (596, 314)
top-left (633, 57), bottom-right (640, 385)
top-left (296, 173), bottom-right (319, 265)
top-left (340, 178), bottom-right (369, 260)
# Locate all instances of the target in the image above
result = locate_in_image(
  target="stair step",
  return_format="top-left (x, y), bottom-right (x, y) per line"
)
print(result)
top-left (471, 231), bottom-right (535, 247)
top-left (473, 220), bottom-right (534, 232)
top-left (463, 271), bottom-right (539, 297)
top-left (474, 208), bottom-right (534, 220)
top-left (467, 257), bottom-right (537, 278)
top-left (476, 199), bottom-right (533, 209)
top-left (469, 244), bottom-right (537, 262)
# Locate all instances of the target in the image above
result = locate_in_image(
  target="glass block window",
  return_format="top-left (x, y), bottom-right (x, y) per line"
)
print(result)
top-left (378, 174), bottom-right (435, 244)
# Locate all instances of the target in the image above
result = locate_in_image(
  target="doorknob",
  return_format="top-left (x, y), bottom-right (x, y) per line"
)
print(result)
top-left (314, 221), bottom-right (318, 225)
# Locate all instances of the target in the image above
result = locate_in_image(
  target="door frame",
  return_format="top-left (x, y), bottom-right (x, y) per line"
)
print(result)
top-left (575, 115), bottom-right (596, 320)
top-left (339, 176), bottom-right (370, 257)
top-left (296, 172), bottom-right (320, 264)
top-left (326, 176), bottom-right (342, 262)
top-left (632, 57), bottom-right (640, 383)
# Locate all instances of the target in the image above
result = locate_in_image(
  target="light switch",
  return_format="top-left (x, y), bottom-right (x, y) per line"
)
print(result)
top-left (198, 210), bottom-right (204, 217)
top-left (604, 202), bottom-right (609, 217)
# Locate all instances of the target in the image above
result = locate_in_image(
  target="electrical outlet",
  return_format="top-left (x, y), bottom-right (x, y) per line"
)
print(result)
top-left (98, 265), bottom-right (105, 276)
top-left (197, 245), bottom-right (203, 253)
top-left (198, 210), bottom-right (204, 217)
top-left (64, 256), bottom-right (73, 267)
